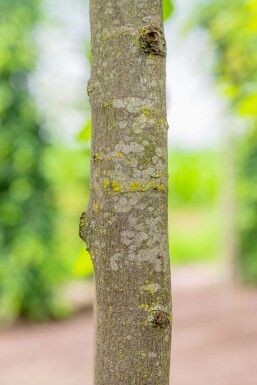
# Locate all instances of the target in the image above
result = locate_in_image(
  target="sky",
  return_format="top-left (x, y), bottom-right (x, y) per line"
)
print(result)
top-left (33, 0), bottom-right (226, 150)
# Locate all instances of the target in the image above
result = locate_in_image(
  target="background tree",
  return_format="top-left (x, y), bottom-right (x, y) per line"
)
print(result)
top-left (80, 0), bottom-right (173, 383)
top-left (191, 0), bottom-right (257, 283)
top-left (0, 0), bottom-right (62, 322)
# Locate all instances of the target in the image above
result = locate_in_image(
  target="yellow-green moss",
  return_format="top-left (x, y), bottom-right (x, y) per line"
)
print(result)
top-left (130, 181), bottom-right (146, 192)
top-left (139, 107), bottom-right (150, 117)
top-left (93, 153), bottom-right (104, 161)
top-left (94, 202), bottom-right (99, 214)
top-left (104, 101), bottom-right (113, 108)
top-left (110, 181), bottom-right (122, 193)
top-left (149, 182), bottom-right (166, 191)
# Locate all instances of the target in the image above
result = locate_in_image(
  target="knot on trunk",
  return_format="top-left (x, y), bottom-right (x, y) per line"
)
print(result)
top-left (87, 79), bottom-right (94, 102)
top-left (79, 211), bottom-right (95, 254)
top-left (138, 25), bottom-right (166, 56)
top-left (148, 305), bottom-right (171, 328)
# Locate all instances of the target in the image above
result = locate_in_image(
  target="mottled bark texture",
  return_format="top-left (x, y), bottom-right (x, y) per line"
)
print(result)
top-left (80, 1), bottom-right (172, 384)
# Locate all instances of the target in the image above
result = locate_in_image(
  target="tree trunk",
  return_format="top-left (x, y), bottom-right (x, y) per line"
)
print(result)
top-left (80, 1), bottom-right (172, 384)
top-left (224, 132), bottom-right (239, 284)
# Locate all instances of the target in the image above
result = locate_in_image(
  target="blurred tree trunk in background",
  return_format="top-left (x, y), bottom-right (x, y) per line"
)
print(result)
top-left (223, 130), bottom-right (239, 284)
top-left (79, 0), bottom-right (172, 383)
top-left (191, 0), bottom-right (257, 285)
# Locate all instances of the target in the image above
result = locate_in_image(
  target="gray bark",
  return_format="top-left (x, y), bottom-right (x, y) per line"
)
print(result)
top-left (80, 1), bottom-right (172, 384)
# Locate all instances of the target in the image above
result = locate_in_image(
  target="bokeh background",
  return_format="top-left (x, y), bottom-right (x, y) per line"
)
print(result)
top-left (0, 0), bottom-right (257, 384)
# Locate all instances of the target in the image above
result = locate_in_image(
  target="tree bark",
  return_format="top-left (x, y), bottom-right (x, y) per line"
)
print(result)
top-left (80, 1), bottom-right (172, 384)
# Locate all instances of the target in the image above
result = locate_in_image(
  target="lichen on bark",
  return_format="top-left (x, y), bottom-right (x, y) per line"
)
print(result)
top-left (80, 1), bottom-right (172, 384)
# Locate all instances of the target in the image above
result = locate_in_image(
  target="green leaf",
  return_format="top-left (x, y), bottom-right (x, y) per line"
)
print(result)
top-left (163, 0), bottom-right (174, 21)
top-left (77, 119), bottom-right (91, 142)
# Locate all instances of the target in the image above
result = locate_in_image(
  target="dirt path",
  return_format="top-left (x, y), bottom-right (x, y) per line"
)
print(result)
top-left (0, 266), bottom-right (257, 385)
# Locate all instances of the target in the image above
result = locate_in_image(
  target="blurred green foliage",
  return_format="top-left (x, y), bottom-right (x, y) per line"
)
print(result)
top-left (163, 0), bottom-right (174, 21)
top-left (169, 151), bottom-right (220, 207)
top-left (191, 0), bottom-right (257, 283)
top-left (0, 0), bottom-right (221, 324)
top-left (77, 119), bottom-right (91, 142)
top-left (0, 0), bottom-right (67, 323)
top-left (43, 146), bottom-right (93, 279)
top-left (168, 151), bottom-right (221, 264)
top-left (169, 207), bottom-right (220, 265)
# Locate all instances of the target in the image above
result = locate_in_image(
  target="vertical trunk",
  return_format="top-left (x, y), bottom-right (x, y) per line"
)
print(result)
top-left (223, 129), bottom-right (239, 284)
top-left (80, 1), bottom-right (172, 384)
top-left (227, 138), bottom-right (239, 283)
